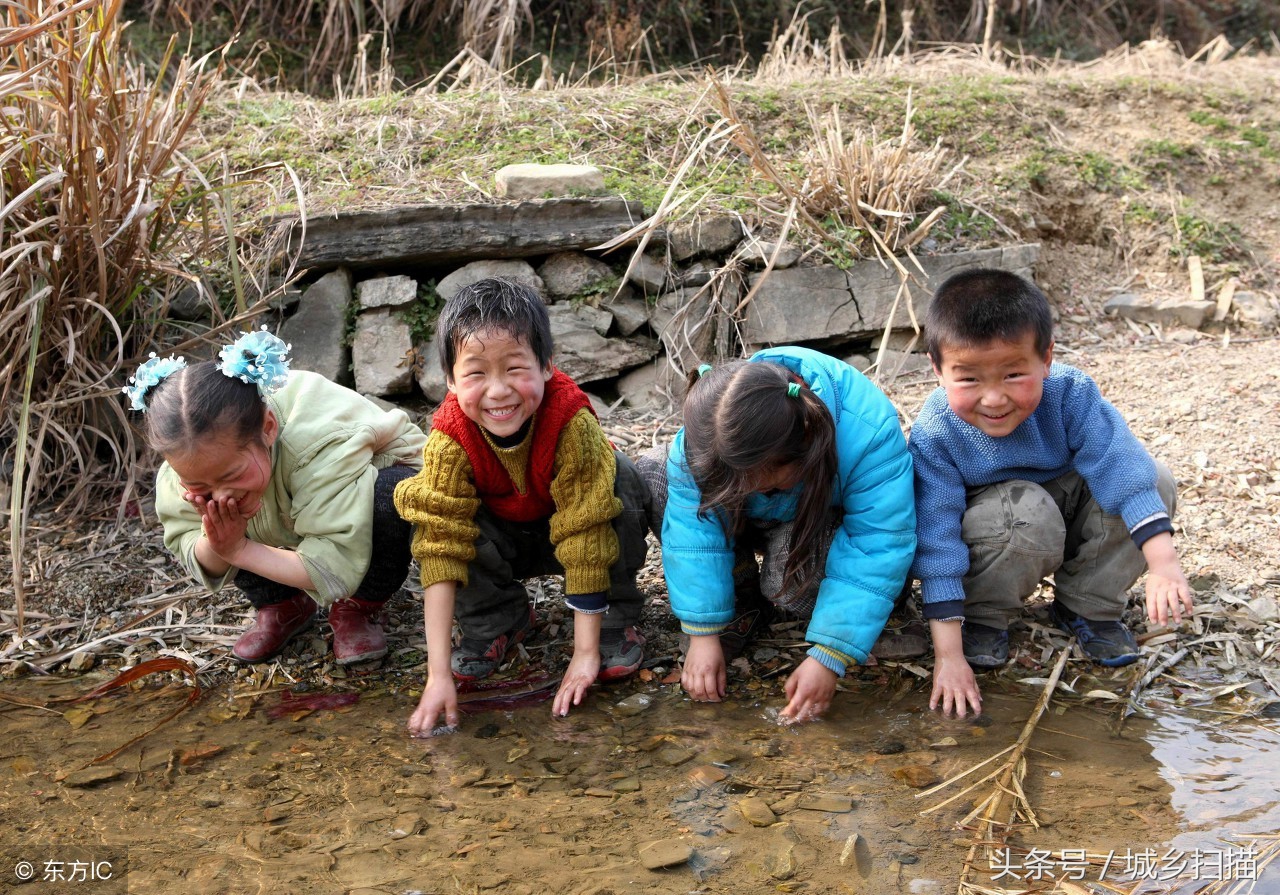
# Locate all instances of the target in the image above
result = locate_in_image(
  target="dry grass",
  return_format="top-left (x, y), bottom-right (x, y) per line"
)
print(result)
top-left (0, 0), bottom-right (248, 633)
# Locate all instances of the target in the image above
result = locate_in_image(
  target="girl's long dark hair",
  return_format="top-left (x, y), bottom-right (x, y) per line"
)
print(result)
top-left (682, 360), bottom-right (837, 596)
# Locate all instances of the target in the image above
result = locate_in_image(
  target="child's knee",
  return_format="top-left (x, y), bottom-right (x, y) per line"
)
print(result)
top-left (962, 480), bottom-right (1066, 552)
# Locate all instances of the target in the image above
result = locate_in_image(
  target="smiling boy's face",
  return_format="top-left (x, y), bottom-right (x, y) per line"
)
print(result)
top-left (932, 331), bottom-right (1053, 438)
top-left (447, 328), bottom-right (553, 438)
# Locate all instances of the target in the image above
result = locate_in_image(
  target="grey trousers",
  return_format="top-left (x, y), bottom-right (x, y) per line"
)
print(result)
top-left (455, 451), bottom-right (650, 641)
top-left (961, 463), bottom-right (1177, 628)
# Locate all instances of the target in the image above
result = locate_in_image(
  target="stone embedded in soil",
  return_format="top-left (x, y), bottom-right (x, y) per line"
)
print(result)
top-left (638, 838), bottom-right (695, 870)
top-left (840, 832), bottom-right (874, 878)
top-left (797, 794), bottom-right (854, 813)
top-left (611, 776), bottom-right (641, 793)
top-left (766, 844), bottom-right (797, 880)
top-left (739, 796), bottom-right (778, 827)
top-left (61, 766), bottom-right (124, 788)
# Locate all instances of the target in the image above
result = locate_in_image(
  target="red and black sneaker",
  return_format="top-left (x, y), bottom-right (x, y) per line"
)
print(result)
top-left (599, 626), bottom-right (647, 682)
top-left (450, 606), bottom-right (535, 682)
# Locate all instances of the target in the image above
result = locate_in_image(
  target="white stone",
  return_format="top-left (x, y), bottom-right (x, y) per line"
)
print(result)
top-left (495, 163), bottom-right (605, 200)
top-left (353, 308), bottom-right (414, 396)
top-left (356, 274), bottom-right (418, 309)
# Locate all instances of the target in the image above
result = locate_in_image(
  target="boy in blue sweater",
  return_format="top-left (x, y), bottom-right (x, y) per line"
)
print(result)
top-left (910, 269), bottom-right (1192, 718)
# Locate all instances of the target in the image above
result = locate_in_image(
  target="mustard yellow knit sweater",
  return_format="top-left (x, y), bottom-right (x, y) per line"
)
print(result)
top-left (394, 408), bottom-right (621, 595)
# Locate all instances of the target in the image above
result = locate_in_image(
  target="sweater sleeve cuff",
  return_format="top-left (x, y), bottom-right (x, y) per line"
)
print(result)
top-left (808, 645), bottom-right (850, 678)
top-left (565, 591), bottom-right (609, 614)
top-left (419, 557), bottom-right (469, 589)
top-left (1130, 514), bottom-right (1173, 548)
top-left (680, 620), bottom-right (725, 637)
top-left (923, 598), bottom-right (966, 622)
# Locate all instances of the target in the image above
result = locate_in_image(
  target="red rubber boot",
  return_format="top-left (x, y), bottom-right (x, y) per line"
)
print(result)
top-left (231, 591), bottom-right (317, 664)
top-left (329, 597), bottom-right (388, 665)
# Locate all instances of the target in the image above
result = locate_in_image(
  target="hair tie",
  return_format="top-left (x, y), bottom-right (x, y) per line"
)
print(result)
top-left (122, 353), bottom-right (187, 412)
top-left (218, 327), bottom-right (292, 396)
top-left (786, 382), bottom-right (801, 398)
top-left (697, 363), bottom-right (713, 378)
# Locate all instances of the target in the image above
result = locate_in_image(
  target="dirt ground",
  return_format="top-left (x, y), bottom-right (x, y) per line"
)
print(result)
top-left (2, 49), bottom-right (1280, 895)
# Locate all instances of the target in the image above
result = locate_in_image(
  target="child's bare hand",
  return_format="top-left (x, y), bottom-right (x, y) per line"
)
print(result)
top-left (681, 635), bottom-right (726, 702)
top-left (552, 650), bottom-right (600, 717)
top-left (1145, 569), bottom-right (1193, 626)
top-left (408, 674), bottom-right (458, 737)
top-left (930, 655), bottom-right (983, 718)
top-left (200, 497), bottom-right (250, 561)
top-left (780, 657), bottom-right (838, 723)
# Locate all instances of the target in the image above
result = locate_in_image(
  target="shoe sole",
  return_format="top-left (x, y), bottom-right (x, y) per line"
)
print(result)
top-left (335, 645), bottom-right (388, 666)
top-left (450, 619), bottom-right (534, 682)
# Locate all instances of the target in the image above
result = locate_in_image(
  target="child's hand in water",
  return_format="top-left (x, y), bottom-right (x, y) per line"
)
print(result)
top-left (409, 673), bottom-right (459, 737)
top-left (780, 657), bottom-right (837, 723)
top-left (930, 655), bottom-right (983, 718)
top-left (552, 649), bottom-right (600, 717)
top-left (199, 496), bottom-right (251, 561)
top-left (681, 635), bottom-right (727, 702)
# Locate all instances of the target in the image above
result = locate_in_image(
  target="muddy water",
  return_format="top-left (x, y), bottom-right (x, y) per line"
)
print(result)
top-left (1, 672), bottom-right (1276, 894)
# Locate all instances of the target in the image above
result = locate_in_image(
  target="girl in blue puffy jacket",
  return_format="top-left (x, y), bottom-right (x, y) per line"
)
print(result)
top-left (638, 346), bottom-right (916, 723)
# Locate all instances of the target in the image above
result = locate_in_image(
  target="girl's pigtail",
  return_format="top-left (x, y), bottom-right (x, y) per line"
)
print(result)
top-left (777, 385), bottom-right (837, 598)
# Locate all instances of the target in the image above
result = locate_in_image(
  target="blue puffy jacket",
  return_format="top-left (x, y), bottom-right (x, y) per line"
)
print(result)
top-left (662, 346), bottom-right (917, 673)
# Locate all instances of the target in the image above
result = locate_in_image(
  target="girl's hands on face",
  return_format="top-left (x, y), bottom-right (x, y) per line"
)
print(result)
top-left (780, 656), bottom-right (837, 723)
top-left (199, 496), bottom-right (252, 561)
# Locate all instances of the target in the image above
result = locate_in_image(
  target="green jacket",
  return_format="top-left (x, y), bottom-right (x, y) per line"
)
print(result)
top-left (157, 371), bottom-right (425, 606)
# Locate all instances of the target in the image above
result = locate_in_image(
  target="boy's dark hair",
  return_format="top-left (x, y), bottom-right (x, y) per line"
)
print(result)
top-left (925, 268), bottom-right (1053, 364)
top-left (682, 360), bottom-right (837, 597)
top-left (143, 363), bottom-right (266, 456)
top-left (436, 278), bottom-right (553, 377)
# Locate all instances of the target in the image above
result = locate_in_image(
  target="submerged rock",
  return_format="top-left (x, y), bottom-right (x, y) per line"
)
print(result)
top-left (638, 838), bottom-right (695, 870)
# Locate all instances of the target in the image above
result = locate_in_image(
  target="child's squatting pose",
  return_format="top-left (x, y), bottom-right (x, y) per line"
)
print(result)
top-left (394, 278), bottom-right (650, 735)
top-left (125, 329), bottom-right (425, 666)
top-left (909, 269), bottom-right (1193, 717)
top-left (638, 347), bottom-right (917, 723)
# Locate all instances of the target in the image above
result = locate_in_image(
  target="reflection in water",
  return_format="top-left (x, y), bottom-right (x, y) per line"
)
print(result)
top-left (1148, 710), bottom-right (1280, 847)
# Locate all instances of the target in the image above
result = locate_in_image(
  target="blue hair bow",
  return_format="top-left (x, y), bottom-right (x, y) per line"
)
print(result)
top-left (122, 353), bottom-right (188, 412)
top-left (218, 327), bottom-right (291, 396)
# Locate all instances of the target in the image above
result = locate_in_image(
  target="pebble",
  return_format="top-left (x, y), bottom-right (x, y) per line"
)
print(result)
top-left (891, 766), bottom-right (940, 788)
top-left (62, 766), bottom-right (123, 788)
top-left (612, 694), bottom-right (653, 717)
top-left (840, 832), bottom-right (874, 877)
top-left (638, 839), bottom-right (694, 870)
top-left (658, 746), bottom-right (696, 766)
top-left (611, 776), bottom-right (641, 793)
top-left (67, 651), bottom-right (95, 672)
top-left (689, 765), bottom-right (728, 786)
top-left (739, 796), bottom-right (778, 827)
top-left (797, 794), bottom-right (853, 813)
top-left (1116, 796), bottom-right (1140, 807)
top-left (876, 742), bottom-right (907, 755)
top-left (388, 812), bottom-right (423, 839)
top-left (263, 804), bottom-right (291, 823)
top-left (197, 797), bottom-right (223, 808)
top-left (766, 845), bottom-right (796, 880)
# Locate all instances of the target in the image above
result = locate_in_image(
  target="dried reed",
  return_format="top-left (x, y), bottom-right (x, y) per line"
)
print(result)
top-left (1, 0), bottom-right (224, 633)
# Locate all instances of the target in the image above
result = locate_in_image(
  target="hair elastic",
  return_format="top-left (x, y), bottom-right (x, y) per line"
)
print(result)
top-left (697, 363), bottom-right (713, 378)
top-left (122, 354), bottom-right (188, 412)
top-left (786, 382), bottom-right (801, 398)
top-left (218, 327), bottom-right (292, 396)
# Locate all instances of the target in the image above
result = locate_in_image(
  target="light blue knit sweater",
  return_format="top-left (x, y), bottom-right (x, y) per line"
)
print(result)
top-left (909, 363), bottom-right (1170, 621)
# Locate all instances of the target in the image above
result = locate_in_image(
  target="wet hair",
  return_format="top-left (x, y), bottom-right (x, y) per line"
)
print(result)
top-left (141, 362), bottom-right (266, 457)
top-left (682, 360), bottom-right (837, 596)
top-left (925, 268), bottom-right (1053, 365)
top-left (436, 278), bottom-right (553, 377)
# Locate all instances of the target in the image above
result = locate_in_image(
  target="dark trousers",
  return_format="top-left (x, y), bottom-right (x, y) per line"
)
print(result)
top-left (455, 452), bottom-right (650, 641)
top-left (236, 465), bottom-right (416, 609)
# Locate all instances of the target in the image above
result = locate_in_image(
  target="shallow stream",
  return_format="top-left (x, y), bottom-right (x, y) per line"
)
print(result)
top-left (2, 669), bottom-right (1276, 894)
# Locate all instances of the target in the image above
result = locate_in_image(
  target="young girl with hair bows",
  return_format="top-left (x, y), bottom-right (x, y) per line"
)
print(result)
top-left (638, 346), bottom-right (917, 723)
top-left (123, 329), bottom-right (426, 665)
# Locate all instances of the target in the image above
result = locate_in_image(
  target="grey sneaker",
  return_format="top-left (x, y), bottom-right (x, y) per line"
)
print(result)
top-left (962, 622), bottom-right (1009, 669)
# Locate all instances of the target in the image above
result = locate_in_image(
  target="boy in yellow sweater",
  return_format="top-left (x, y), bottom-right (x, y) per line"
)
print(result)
top-left (394, 278), bottom-right (649, 734)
